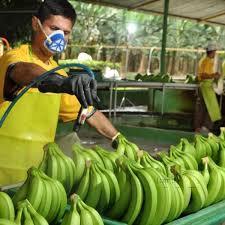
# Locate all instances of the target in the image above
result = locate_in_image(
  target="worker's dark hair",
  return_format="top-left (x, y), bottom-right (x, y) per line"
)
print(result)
top-left (36, 0), bottom-right (77, 24)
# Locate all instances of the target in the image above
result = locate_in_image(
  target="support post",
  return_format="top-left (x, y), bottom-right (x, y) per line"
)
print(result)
top-left (160, 0), bottom-right (170, 75)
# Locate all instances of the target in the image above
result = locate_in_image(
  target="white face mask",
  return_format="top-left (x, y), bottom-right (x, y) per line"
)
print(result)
top-left (37, 19), bottom-right (67, 54)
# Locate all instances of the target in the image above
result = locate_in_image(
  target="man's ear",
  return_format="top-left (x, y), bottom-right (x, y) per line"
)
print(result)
top-left (32, 16), bottom-right (39, 32)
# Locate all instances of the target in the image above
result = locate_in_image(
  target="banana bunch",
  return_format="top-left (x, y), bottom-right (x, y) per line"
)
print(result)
top-left (75, 160), bottom-right (120, 212)
top-left (14, 199), bottom-right (48, 225)
top-left (39, 143), bottom-right (76, 194)
top-left (115, 134), bottom-right (139, 161)
top-left (169, 145), bottom-right (198, 170)
top-left (0, 219), bottom-right (17, 225)
top-left (194, 134), bottom-right (213, 163)
top-left (110, 157), bottom-right (182, 225)
top-left (203, 157), bottom-right (225, 207)
top-left (61, 194), bottom-right (104, 225)
top-left (0, 192), bottom-right (14, 221)
top-left (12, 167), bottom-right (67, 224)
top-left (182, 169), bottom-right (208, 214)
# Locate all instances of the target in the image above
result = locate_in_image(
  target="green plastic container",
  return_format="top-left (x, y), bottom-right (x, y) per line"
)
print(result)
top-left (103, 218), bottom-right (127, 225)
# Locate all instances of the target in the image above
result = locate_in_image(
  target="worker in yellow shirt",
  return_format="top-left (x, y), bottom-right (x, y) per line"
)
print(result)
top-left (0, 0), bottom-right (120, 185)
top-left (194, 42), bottom-right (221, 133)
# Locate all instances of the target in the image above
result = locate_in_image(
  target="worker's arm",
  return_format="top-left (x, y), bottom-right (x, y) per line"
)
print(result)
top-left (6, 62), bottom-right (46, 86)
top-left (4, 62), bottom-right (99, 107)
top-left (86, 110), bottom-right (118, 140)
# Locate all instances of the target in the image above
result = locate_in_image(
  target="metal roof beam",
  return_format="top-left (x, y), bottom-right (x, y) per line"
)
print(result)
top-left (129, 0), bottom-right (160, 10)
top-left (200, 10), bottom-right (225, 21)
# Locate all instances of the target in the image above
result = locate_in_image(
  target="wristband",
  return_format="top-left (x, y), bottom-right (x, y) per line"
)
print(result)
top-left (112, 132), bottom-right (121, 142)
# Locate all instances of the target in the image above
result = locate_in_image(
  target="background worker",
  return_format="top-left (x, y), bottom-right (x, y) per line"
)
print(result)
top-left (0, 0), bottom-right (120, 186)
top-left (194, 42), bottom-right (222, 133)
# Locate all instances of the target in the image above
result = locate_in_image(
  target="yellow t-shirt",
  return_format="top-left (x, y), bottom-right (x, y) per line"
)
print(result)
top-left (198, 56), bottom-right (215, 81)
top-left (0, 44), bottom-right (80, 122)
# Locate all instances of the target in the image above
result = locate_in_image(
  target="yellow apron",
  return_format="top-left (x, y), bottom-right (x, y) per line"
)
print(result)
top-left (200, 79), bottom-right (221, 122)
top-left (0, 90), bottom-right (61, 186)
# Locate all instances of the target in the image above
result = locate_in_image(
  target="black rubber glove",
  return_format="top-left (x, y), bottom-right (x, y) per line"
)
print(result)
top-left (37, 73), bottom-right (100, 108)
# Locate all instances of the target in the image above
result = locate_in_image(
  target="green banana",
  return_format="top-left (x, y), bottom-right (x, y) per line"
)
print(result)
top-left (204, 159), bottom-right (222, 206)
top-left (218, 142), bottom-right (225, 167)
top-left (142, 151), bottom-right (166, 175)
top-left (23, 207), bottom-right (35, 225)
top-left (105, 168), bottom-right (131, 220)
top-left (76, 161), bottom-right (91, 200)
top-left (96, 163), bottom-right (120, 207)
top-left (94, 146), bottom-right (115, 171)
top-left (199, 136), bottom-right (212, 157)
top-left (54, 180), bottom-right (67, 222)
top-left (219, 127), bottom-right (225, 140)
top-left (27, 170), bottom-right (44, 211)
top-left (121, 166), bottom-right (143, 225)
top-left (0, 192), bottom-right (15, 221)
top-left (180, 138), bottom-right (196, 158)
top-left (176, 173), bottom-right (191, 212)
top-left (183, 170), bottom-right (208, 214)
top-left (147, 168), bottom-right (172, 225)
top-left (53, 146), bottom-right (70, 193)
top-left (0, 219), bottom-right (17, 225)
top-left (85, 163), bottom-right (102, 208)
top-left (46, 147), bottom-right (58, 179)
top-left (72, 145), bottom-right (86, 187)
top-left (38, 170), bottom-right (61, 223)
top-left (123, 142), bottom-right (136, 161)
top-left (94, 164), bottom-right (111, 213)
top-left (116, 138), bottom-right (126, 156)
top-left (61, 194), bottom-right (80, 225)
top-left (133, 168), bottom-right (157, 225)
top-left (27, 202), bottom-right (48, 225)
top-left (14, 208), bottom-right (22, 225)
top-left (165, 177), bottom-right (184, 222)
top-left (80, 209), bottom-right (93, 225)
top-left (121, 136), bottom-right (139, 161)
top-left (170, 145), bottom-right (198, 170)
top-left (37, 179), bottom-right (52, 218)
top-left (61, 211), bottom-right (80, 225)
top-left (207, 133), bottom-right (220, 162)
top-left (194, 135), bottom-right (207, 163)
top-left (79, 199), bottom-right (104, 225)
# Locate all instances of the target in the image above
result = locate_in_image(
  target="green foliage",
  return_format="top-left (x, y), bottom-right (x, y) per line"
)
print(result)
top-left (2, 0), bottom-right (225, 55)
top-left (58, 59), bottom-right (120, 71)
